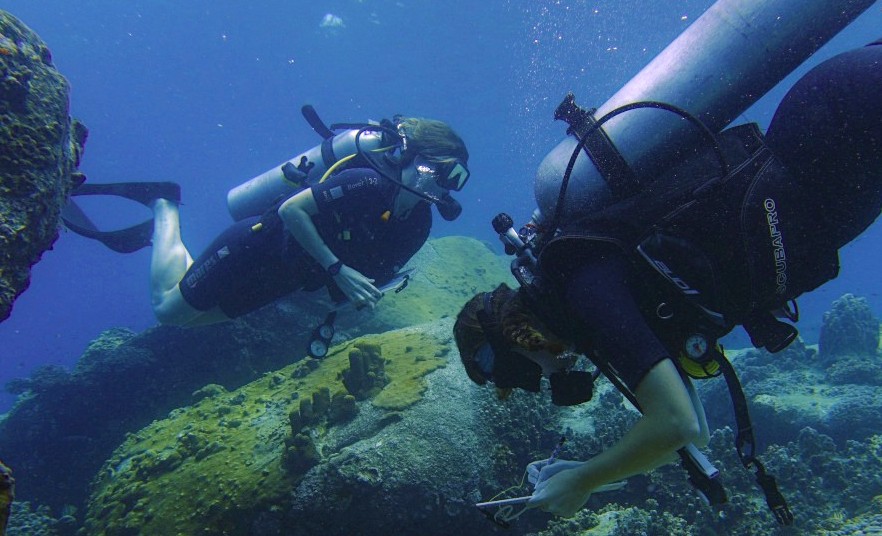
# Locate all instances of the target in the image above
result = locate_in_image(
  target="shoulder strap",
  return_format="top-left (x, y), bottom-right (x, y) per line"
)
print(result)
top-left (554, 93), bottom-right (641, 200)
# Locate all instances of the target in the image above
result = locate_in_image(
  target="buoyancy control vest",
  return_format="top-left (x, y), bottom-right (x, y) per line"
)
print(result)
top-left (226, 106), bottom-right (464, 223)
top-left (538, 121), bottom-right (842, 356)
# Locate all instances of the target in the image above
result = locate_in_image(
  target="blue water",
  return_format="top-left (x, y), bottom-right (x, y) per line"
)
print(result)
top-left (1, 0), bottom-right (881, 413)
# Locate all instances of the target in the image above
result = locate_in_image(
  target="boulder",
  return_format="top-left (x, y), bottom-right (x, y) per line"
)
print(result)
top-left (0, 10), bottom-right (88, 322)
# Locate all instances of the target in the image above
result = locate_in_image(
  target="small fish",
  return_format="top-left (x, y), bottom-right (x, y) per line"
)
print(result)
top-left (0, 459), bottom-right (13, 536)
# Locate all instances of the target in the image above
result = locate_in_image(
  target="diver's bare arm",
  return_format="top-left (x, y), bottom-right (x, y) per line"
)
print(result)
top-left (531, 358), bottom-right (701, 517)
top-left (277, 189), bottom-right (338, 270)
top-left (277, 190), bottom-right (381, 306)
top-left (572, 359), bottom-right (700, 489)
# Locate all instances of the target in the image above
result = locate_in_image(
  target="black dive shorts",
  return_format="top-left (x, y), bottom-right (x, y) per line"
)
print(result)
top-left (178, 214), bottom-right (310, 318)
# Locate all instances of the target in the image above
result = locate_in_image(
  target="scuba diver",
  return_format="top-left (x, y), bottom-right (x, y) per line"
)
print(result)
top-left (455, 38), bottom-right (881, 524)
top-left (63, 110), bottom-right (470, 326)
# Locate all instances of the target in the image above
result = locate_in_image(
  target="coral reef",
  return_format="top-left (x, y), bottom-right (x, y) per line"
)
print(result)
top-left (700, 315), bottom-right (882, 445)
top-left (527, 427), bottom-right (882, 535)
top-left (819, 293), bottom-right (880, 359)
top-left (369, 236), bottom-right (516, 329)
top-left (7, 228), bottom-right (882, 536)
top-left (4, 501), bottom-right (76, 536)
top-left (0, 10), bottom-right (88, 322)
top-left (81, 326), bottom-right (452, 535)
top-left (12, 306), bottom-right (882, 535)
top-left (0, 317), bottom-right (298, 516)
top-left (0, 236), bottom-right (513, 520)
top-left (341, 342), bottom-right (389, 399)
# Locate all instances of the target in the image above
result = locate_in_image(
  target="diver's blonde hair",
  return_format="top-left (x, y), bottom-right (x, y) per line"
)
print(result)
top-left (397, 117), bottom-right (469, 164)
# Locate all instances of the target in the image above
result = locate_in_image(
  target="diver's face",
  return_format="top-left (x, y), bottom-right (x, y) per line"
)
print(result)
top-left (394, 160), bottom-right (447, 217)
top-left (513, 348), bottom-right (572, 378)
top-left (471, 343), bottom-right (571, 388)
top-left (401, 160), bottom-right (447, 201)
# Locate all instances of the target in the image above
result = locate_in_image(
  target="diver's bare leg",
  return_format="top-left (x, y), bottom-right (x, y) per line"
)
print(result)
top-left (149, 199), bottom-right (202, 325)
top-left (149, 199), bottom-right (233, 326)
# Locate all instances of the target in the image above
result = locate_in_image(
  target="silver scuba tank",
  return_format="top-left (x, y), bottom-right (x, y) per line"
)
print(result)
top-left (227, 128), bottom-right (386, 221)
top-left (534, 0), bottom-right (877, 223)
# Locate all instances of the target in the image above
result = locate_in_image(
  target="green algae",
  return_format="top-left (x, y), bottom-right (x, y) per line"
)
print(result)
top-left (371, 332), bottom-right (448, 410)
top-left (371, 235), bottom-right (516, 328)
top-left (83, 328), bottom-right (450, 535)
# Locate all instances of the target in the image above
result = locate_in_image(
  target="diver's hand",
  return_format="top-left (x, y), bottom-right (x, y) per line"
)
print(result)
top-left (527, 458), bottom-right (584, 487)
top-left (526, 459), bottom-right (593, 517)
top-left (333, 264), bottom-right (382, 309)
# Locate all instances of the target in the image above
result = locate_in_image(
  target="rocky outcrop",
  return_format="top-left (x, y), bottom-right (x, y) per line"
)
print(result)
top-left (9, 228), bottom-right (882, 535)
top-left (818, 293), bottom-right (880, 359)
top-left (81, 317), bottom-right (882, 536)
top-left (701, 296), bottom-right (882, 446)
top-left (0, 236), bottom-right (513, 515)
top-left (79, 318), bottom-right (563, 536)
top-left (0, 10), bottom-right (88, 322)
top-left (0, 459), bottom-right (13, 536)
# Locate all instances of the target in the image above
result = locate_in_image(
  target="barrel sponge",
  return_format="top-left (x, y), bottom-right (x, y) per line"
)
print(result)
top-left (342, 343), bottom-right (388, 400)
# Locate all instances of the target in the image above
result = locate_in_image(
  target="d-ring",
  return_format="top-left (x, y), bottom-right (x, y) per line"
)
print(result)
top-left (656, 302), bottom-right (674, 320)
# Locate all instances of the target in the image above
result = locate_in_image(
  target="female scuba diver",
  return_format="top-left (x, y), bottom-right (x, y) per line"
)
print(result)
top-left (454, 40), bottom-right (881, 522)
top-left (65, 115), bottom-right (470, 327)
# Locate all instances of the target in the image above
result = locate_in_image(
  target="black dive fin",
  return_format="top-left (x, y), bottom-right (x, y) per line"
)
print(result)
top-left (71, 181), bottom-right (180, 207)
top-left (62, 199), bottom-right (154, 253)
top-left (61, 181), bottom-right (180, 253)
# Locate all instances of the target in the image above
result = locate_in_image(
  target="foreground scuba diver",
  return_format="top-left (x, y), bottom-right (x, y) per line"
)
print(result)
top-left (455, 41), bottom-right (881, 523)
top-left (64, 111), bottom-right (470, 326)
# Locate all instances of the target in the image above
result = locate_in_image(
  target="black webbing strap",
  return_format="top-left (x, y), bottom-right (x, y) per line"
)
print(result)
top-left (301, 104), bottom-right (336, 139)
top-left (320, 138), bottom-right (337, 169)
top-left (715, 356), bottom-right (794, 525)
top-left (554, 93), bottom-right (641, 200)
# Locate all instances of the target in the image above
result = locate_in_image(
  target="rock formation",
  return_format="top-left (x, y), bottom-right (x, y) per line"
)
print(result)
top-left (0, 10), bottom-right (88, 322)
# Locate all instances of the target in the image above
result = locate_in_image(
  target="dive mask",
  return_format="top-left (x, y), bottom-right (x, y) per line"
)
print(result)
top-left (472, 342), bottom-right (542, 392)
top-left (473, 289), bottom-right (541, 392)
top-left (415, 155), bottom-right (470, 192)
